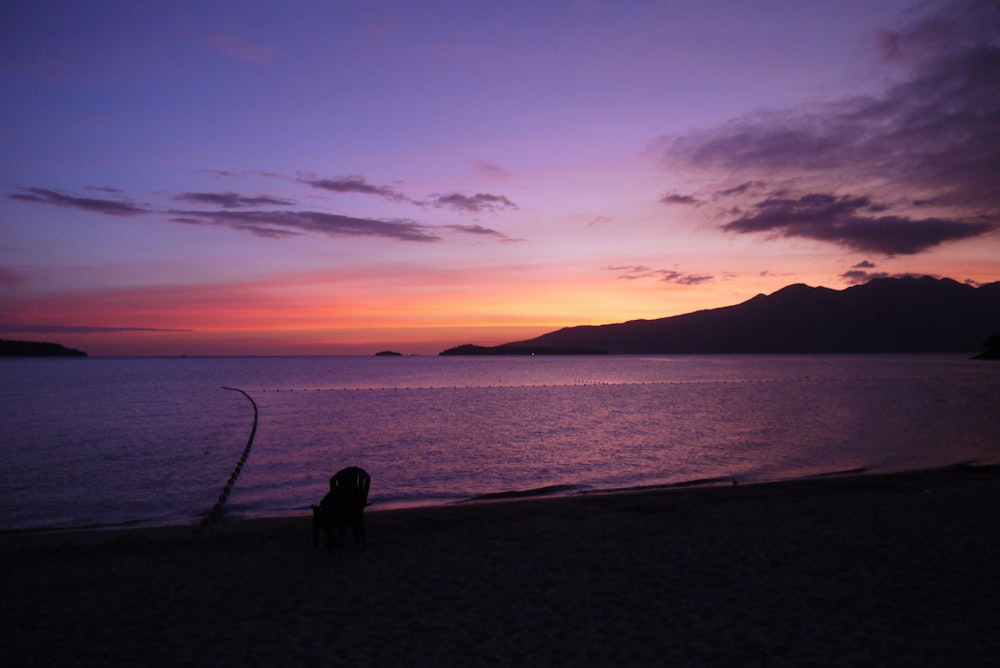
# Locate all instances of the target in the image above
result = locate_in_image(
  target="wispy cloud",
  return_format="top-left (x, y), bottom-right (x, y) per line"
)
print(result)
top-left (9, 187), bottom-right (147, 216)
top-left (659, 192), bottom-right (701, 206)
top-left (609, 265), bottom-right (713, 285)
top-left (473, 160), bottom-right (509, 178)
top-left (11, 185), bottom-right (441, 242)
top-left (302, 176), bottom-right (410, 203)
top-left (170, 209), bottom-right (440, 242)
top-left (714, 181), bottom-right (767, 198)
top-left (12, 180), bottom-right (518, 244)
top-left (444, 224), bottom-right (517, 241)
top-left (0, 324), bottom-right (192, 333)
top-left (430, 192), bottom-right (517, 212)
top-left (173, 192), bottom-right (294, 208)
top-left (655, 0), bottom-right (1000, 255)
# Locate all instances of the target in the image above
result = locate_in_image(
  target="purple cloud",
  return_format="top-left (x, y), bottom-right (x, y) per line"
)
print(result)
top-left (173, 192), bottom-right (294, 208)
top-left (659, 193), bottom-right (701, 206)
top-left (302, 176), bottom-right (409, 203)
top-left (10, 187), bottom-right (147, 216)
top-left (170, 209), bottom-right (440, 242)
top-left (11, 184), bottom-right (440, 242)
top-left (445, 224), bottom-right (509, 238)
top-left (714, 181), bottom-right (767, 198)
top-left (839, 269), bottom-right (933, 285)
top-left (722, 193), bottom-right (991, 254)
top-left (610, 265), bottom-right (713, 285)
top-left (431, 192), bottom-right (517, 212)
top-left (655, 0), bottom-right (1000, 255)
top-left (840, 270), bottom-right (889, 285)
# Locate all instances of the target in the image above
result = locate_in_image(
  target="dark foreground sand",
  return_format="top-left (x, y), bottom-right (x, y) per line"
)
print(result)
top-left (3, 466), bottom-right (999, 667)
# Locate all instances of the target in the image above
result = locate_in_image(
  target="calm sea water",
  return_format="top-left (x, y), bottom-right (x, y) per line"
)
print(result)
top-left (1, 354), bottom-right (997, 532)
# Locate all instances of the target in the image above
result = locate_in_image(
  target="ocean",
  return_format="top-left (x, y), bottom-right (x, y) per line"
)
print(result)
top-left (1, 354), bottom-right (997, 533)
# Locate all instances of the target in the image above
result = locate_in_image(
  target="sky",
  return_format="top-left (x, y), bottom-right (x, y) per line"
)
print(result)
top-left (2, 0), bottom-right (998, 356)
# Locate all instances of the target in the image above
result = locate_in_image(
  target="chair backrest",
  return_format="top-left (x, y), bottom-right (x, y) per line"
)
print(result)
top-left (330, 466), bottom-right (370, 508)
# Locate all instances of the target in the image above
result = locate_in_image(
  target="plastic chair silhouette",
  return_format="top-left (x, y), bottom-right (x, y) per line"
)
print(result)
top-left (312, 466), bottom-right (370, 551)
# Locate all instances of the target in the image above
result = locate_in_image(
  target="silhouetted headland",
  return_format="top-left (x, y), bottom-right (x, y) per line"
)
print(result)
top-left (439, 344), bottom-right (609, 356)
top-left (497, 276), bottom-right (1000, 354)
top-left (0, 339), bottom-right (87, 357)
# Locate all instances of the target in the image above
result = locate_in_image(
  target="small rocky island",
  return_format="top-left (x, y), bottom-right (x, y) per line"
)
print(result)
top-left (0, 339), bottom-right (87, 357)
top-left (375, 350), bottom-right (403, 356)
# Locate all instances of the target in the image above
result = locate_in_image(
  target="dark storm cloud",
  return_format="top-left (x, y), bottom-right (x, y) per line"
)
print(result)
top-left (302, 176), bottom-right (409, 202)
top-left (430, 192), bottom-right (517, 212)
top-left (610, 265), bottom-right (713, 285)
top-left (9, 187), bottom-right (147, 216)
top-left (722, 193), bottom-right (992, 254)
top-left (173, 192), bottom-right (294, 208)
top-left (655, 0), bottom-right (1000, 255)
top-left (170, 209), bottom-right (440, 242)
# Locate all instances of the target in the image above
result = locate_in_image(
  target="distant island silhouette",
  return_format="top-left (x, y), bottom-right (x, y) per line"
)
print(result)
top-left (442, 277), bottom-right (1000, 355)
top-left (0, 339), bottom-right (87, 357)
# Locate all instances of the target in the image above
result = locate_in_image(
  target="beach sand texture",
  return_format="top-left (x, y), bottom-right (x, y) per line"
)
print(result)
top-left (3, 467), bottom-right (999, 667)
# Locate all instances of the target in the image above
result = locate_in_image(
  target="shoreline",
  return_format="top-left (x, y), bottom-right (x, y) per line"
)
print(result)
top-left (2, 461), bottom-right (992, 544)
top-left (3, 465), bottom-right (1000, 665)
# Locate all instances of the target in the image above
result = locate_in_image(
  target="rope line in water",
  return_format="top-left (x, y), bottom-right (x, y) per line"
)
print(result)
top-left (198, 387), bottom-right (258, 530)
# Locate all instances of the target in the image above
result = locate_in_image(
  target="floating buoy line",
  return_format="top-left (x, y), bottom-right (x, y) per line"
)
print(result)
top-left (197, 387), bottom-right (258, 532)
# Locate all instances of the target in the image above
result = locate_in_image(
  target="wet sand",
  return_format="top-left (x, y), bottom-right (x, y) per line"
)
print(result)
top-left (3, 466), bottom-right (999, 666)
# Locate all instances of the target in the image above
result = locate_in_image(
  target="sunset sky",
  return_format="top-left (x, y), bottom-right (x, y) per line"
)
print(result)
top-left (2, 0), bottom-right (998, 355)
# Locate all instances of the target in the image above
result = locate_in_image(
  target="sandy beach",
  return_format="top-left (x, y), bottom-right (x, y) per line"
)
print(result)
top-left (3, 466), bottom-right (999, 667)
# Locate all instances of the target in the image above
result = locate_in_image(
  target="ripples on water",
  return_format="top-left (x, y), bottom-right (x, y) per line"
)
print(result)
top-left (1, 355), bottom-right (997, 531)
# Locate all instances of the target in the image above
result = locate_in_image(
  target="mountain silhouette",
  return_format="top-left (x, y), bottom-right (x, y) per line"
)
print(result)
top-left (504, 276), bottom-right (1000, 354)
